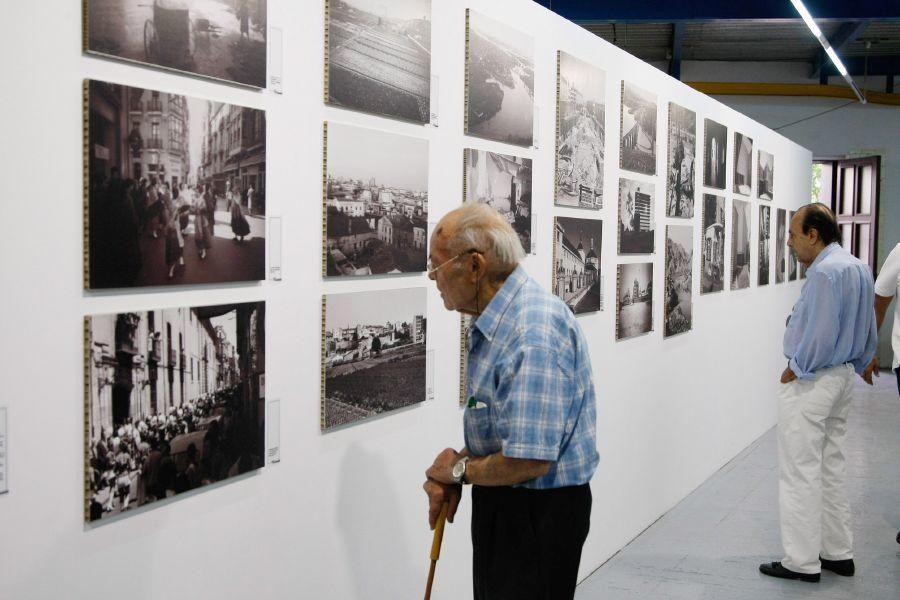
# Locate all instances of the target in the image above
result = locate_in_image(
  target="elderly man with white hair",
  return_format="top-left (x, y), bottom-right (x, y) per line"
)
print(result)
top-left (423, 203), bottom-right (599, 600)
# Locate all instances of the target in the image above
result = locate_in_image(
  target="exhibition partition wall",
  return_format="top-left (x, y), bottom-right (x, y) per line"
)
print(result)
top-left (0, 0), bottom-right (811, 597)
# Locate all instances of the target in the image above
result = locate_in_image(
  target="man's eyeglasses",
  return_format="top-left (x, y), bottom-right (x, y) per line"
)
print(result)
top-left (427, 249), bottom-right (480, 277)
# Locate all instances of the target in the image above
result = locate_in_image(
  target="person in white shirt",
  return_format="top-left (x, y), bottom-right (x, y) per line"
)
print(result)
top-left (862, 242), bottom-right (900, 545)
top-left (863, 242), bottom-right (900, 394)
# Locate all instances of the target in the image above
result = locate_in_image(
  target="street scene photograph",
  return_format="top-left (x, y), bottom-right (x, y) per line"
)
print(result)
top-left (464, 148), bottom-right (532, 253)
top-left (733, 132), bottom-right (753, 196)
top-left (324, 122), bottom-right (428, 276)
top-left (776, 208), bottom-right (786, 283)
top-left (616, 262), bottom-right (653, 340)
top-left (620, 81), bottom-right (657, 176)
top-left (553, 216), bottom-right (603, 314)
top-left (85, 0), bottom-right (267, 88)
top-left (323, 288), bottom-right (427, 430)
top-left (466, 10), bottom-right (534, 147)
top-left (666, 102), bottom-right (696, 218)
top-left (618, 177), bottom-right (656, 254)
top-left (758, 150), bottom-right (774, 200)
top-left (85, 302), bottom-right (266, 522)
top-left (731, 198), bottom-right (752, 290)
top-left (758, 204), bottom-right (771, 285)
top-left (326, 0), bottom-right (431, 123)
top-left (86, 80), bottom-right (266, 289)
top-left (703, 118), bottom-right (728, 190)
top-left (701, 194), bottom-right (726, 294)
top-left (664, 225), bottom-right (693, 338)
top-left (555, 51), bottom-right (605, 209)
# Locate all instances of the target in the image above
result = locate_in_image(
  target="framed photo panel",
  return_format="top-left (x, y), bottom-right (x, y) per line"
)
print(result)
top-left (464, 10), bottom-right (534, 147)
top-left (85, 301), bottom-right (266, 522)
top-left (324, 0), bottom-right (432, 123)
top-left (322, 288), bottom-right (427, 430)
top-left (553, 217), bottom-right (603, 314)
top-left (700, 194), bottom-right (725, 294)
top-left (323, 122), bottom-right (428, 276)
top-left (84, 80), bottom-right (266, 290)
top-left (555, 51), bottom-right (605, 209)
top-left (84, 0), bottom-right (268, 88)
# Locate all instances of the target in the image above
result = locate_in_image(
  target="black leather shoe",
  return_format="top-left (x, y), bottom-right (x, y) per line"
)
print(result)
top-left (820, 557), bottom-right (854, 576)
top-left (759, 561), bottom-right (820, 582)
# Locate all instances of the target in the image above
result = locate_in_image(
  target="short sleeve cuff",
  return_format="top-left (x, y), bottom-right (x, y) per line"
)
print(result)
top-left (788, 357), bottom-right (815, 380)
top-left (502, 441), bottom-right (559, 462)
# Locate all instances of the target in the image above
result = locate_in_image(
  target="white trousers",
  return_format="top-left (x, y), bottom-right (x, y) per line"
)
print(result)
top-left (778, 363), bottom-right (855, 574)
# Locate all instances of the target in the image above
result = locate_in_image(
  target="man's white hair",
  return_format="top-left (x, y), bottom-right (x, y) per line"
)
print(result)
top-left (441, 202), bottom-right (524, 273)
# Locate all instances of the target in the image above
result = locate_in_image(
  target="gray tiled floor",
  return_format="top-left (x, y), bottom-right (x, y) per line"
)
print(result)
top-left (577, 373), bottom-right (900, 599)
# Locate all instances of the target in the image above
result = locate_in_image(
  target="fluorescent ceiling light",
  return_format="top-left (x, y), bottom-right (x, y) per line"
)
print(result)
top-left (789, 0), bottom-right (865, 103)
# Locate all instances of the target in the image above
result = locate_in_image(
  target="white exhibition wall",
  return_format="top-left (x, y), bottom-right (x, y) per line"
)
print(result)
top-left (0, 0), bottom-right (811, 598)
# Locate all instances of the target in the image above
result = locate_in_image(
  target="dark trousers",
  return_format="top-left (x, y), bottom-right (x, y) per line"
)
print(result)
top-left (471, 484), bottom-right (591, 600)
top-left (895, 367), bottom-right (899, 396)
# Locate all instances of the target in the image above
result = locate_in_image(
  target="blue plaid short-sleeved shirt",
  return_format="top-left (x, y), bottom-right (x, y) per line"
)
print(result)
top-left (464, 266), bottom-right (599, 489)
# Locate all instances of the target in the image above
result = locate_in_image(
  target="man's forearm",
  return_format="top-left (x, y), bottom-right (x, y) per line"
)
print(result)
top-left (465, 452), bottom-right (551, 487)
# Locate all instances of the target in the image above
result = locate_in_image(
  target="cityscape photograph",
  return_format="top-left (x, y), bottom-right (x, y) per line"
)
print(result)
top-left (85, 0), bottom-right (267, 87)
top-left (553, 216), bottom-right (603, 314)
top-left (758, 150), bottom-right (775, 201)
top-left (555, 51), bottom-right (605, 209)
top-left (617, 262), bottom-right (653, 340)
top-left (326, 0), bottom-right (432, 123)
top-left (466, 10), bottom-right (534, 147)
top-left (323, 288), bottom-right (427, 430)
top-left (86, 80), bottom-right (266, 289)
top-left (85, 302), bottom-right (265, 521)
top-left (324, 122), bottom-right (429, 276)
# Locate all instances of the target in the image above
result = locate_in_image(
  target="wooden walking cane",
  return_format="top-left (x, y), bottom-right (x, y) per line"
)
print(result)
top-left (424, 502), bottom-right (449, 600)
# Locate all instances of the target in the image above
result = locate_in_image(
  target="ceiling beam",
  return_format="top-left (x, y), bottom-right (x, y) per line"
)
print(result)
top-left (669, 22), bottom-right (685, 80)
top-left (811, 20), bottom-right (870, 81)
top-left (820, 55), bottom-right (900, 77)
top-left (531, 0), bottom-right (900, 21)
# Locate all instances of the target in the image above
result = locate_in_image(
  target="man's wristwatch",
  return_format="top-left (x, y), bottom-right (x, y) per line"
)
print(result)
top-left (451, 456), bottom-right (470, 485)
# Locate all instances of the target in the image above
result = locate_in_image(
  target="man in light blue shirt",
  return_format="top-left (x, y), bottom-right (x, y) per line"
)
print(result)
top-left (760, 204), bottom-right (877, 583)
top-left (423, 203), bottom-right (598, 600)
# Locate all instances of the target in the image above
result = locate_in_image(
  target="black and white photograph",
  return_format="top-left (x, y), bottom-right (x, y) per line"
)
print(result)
top-left (325, 122), bottom-right (428, 276)
top-left (86, 80), bottom-right (266, 290)
top-left (85, 0), bottom-right (267, 88)
top-left (555, 51), bottom-right (605, 209)
top-left (464, 148), bottom-right (532, 253)
top-left (733, 131), bottom-right (753, 196)
top-left (758, 150), bottom-right (774, 201)
top-left (85, 302), bottom-right (266, 522)
top-left (664, 225), bottom-right (693, 338)
top-left (703, 118), bottom-right (727, 190)
top-left (326, 0), bottom-right (432, 123)
top-left (701, 194), bottom-right (726, 294)
top-left (731, 198), bottom-right (752, 290)
top-left (788, 210), bottom-right (798, 281)
top-left (616, 262), bottom-right (653, 340)
top-left (459, 314), bottom-right (473, 406)
top-left (775, 208), bottom-right (786, 283)
top-left (465, 10), bottom-right (534, 147)
top-left (666, 102), bottom-right (696, 218)
top-left (758, 204), bottom-right (771, 285)
top-left (618, 178), bottom-right (656, 254)
top-left (553, 217), bottom-right (603, 314)
top-left (620, 81), bottom-right (657, 176)
top-left (323, 288), bottom-right (427, 430)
